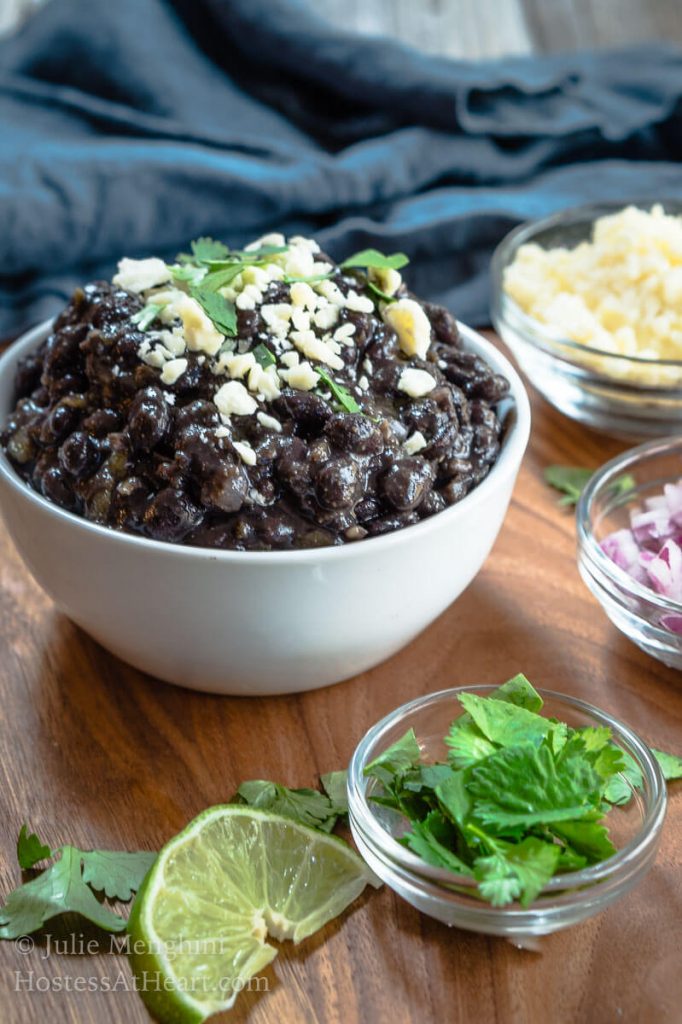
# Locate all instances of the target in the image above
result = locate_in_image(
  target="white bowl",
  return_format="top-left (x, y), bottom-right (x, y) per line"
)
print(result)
top-left (0, 320), bottom-right (530, 695)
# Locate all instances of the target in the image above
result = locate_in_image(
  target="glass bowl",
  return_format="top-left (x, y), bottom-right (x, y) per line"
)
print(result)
top-left (577, 436), bottom-right (682, 669)
top-left (348, 686), bottom-right (666, 941)
top-left (490, 200), bottom-right (682, 440)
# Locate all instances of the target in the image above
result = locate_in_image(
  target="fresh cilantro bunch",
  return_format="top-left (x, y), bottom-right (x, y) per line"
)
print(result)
top-left (364, 674), bottom-right (681, 908)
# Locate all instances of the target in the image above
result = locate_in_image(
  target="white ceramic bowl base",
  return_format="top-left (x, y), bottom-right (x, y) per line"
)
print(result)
top-left (0, 321), bottom-right (530, 695)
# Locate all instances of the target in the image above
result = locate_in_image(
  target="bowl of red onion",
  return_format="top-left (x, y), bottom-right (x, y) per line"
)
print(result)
top-left (577, 437), bottom-right (682, 669)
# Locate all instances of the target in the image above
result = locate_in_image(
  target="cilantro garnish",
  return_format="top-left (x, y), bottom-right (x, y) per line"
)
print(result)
top-left (191, 237), bottom-right (230, 263)
top-left (544, 465), bottom-right (635, 507)
top-left (0, 826), bottom-right (155, 937)
top-left (131, 302), bottom-right (166, 332)
top-left (363, 673), bottom-right (681, 908)
top-left (366, 280), bottom-right (397, 304)
top-left (17, 824), bottom-right (51, 870)
top-left (173, 236), bottom-right (295, 338)
top-left (341, 249), bottom-right (409, 271)
top-left (252, 343), bottom-right (276, 368)
top-left (235, 773), bottom-right (348, 834)
top-left (653, 749), bottom-right (682, 779)
top-left (316, 367), bottom-right (362, 414)
top-left (190, 286), bottom-right (237, 337)
top-left (169, 263), bottom-right (207, 286)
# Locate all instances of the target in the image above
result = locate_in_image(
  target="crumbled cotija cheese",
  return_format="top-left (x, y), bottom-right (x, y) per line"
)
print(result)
top-left (503, 204), bottom-right (682, 385)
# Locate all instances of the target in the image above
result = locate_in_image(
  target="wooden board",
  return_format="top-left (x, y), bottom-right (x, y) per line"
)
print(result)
top-left (1, 335), bottom-right (680, 1024)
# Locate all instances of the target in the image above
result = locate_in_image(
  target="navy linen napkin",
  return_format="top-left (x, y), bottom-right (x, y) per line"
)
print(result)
top-left (1, 0), bottom-right (682, 335)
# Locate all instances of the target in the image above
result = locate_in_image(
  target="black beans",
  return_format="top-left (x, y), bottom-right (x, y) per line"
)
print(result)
top-left (200, 462), bottom-right (248, 513)
top-left (59, 431), bottom-right (103, 479)
top-left (41, 466), bottom-right (79, 511)
top-left (142, 488), bottom-right (203, 542)
top-left (324, 414), bottom-right (383, 455)
top-left (127, 386), bottom-right (171, 451)
top-left (272, 392), bottom-right (331, 436)
top-left (39, 398), bottom-right (83, 445)
top-left (423, 303), bottom-right (460, 346)
top-left (3, 274), bottom-right (508, 551)
top-left (315, 458), bottom-right (363, 510)
top-left (381, 458), bottom-right (434, 511)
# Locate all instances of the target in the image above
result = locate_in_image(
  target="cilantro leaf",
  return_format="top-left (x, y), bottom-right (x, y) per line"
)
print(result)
top-left (435, 771), bottom-right (471, 828)
top-left (556, 844), bottom-right (588, 871)
top-left (341, 249), bottom-right (409, 271)
top-left (653, 749), bottom-right (682, 780)
top-left (473, 834), bottom-right (560, 908)
top-left (236, 780), bottom-right (338, 833)
top-left (80, 850), bottom-right (156, 902)
top-left (199, 264), bottom-right (247, 292)
top-left (544, 465), bottom-right (593, 506)
top-left (469, 743), bottom-right (602, 830)
top-left (490, 673), bottom-right (543, 712)
top-left (0, 847), bottom-right (130, 937)
top-left (551, 820), bottom-right (616, 863)
top-left (252, 343), bottom-right (276, 368)
top-left (445, 675), bottom-right (545, 768)
top-left (231, 244), bottom-right (289, 259)
top-left (445, 720), bottom-right (496, 768)
top-left (131, 302), bottom-right (166, 332)
top-left (417, 764), bottom-right (455, 790)
top-left (169, 263), bottom-right (207, 286)
top-left (17, 825), bottom-right (51, 870)
top-left (545, 465), bottom-right (635, 507)
top-left (402, 812), bottom-right (473, 875)
top-left (315, 367), bottom-right (362, 414)
top-left (191, 286), bottom-right (237, 337)
top-left (364, 728), bottom-right (421, 786)
top-left (457, 692), bottom-right (552, 749)
top-left (191, 237), bottom-right (230, 263)
top-left (366, 280), bottom-right (397, 304)
top-left (602, 750), bottom-right (643, 805)
top-left (320, 771), bottom-right (349, 815)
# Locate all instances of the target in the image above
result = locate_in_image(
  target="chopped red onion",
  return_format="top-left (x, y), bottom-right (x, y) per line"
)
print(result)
top-left (601, 479), bottom-right (682, 607)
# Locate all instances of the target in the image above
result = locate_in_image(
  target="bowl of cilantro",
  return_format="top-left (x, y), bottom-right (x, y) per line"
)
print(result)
top-left (347, 674), bottom-right (668, 938)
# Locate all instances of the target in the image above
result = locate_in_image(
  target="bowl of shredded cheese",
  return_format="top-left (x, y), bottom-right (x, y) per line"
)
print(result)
top-left (491, 202), bottom-right (682, 438)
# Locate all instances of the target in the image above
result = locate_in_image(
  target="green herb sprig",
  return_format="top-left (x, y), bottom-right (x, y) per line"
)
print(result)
top-left (0, 829), bottom-right (155, 937)
top-left (176, 236), bottom-right (291, 339)
top-left (544, 465), bottom-right (635, 508)
top-left (131, 302), bottom-right (166, 332)
top-left (341, 249), bottom-right (409, 271)
top-left (366, 280), bottom-right (398, 304)
top-left (315, 366), bottom-right (362, 414)
top-left (252, 343), bottom-right (276, 368)
top-left (234, 772), bottom-right (348, 834)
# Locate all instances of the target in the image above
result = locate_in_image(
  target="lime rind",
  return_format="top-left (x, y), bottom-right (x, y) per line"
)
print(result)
top-left (128, 806), bottom-right (373, 1023)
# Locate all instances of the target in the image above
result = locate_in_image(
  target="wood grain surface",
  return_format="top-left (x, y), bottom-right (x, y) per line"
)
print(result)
top-left (0, 333), bottom-right (680, 1024)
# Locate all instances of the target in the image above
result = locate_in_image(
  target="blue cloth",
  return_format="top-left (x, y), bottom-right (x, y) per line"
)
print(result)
top-left (1, 0), bottom-right (682, 334)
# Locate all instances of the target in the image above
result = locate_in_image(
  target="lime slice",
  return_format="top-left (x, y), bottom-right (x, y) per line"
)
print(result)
top-left (128, 806), bottom-right (374, 1023)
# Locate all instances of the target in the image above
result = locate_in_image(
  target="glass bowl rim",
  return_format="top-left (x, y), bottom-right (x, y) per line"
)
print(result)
top-left (348, 684), bottom-right (666, 905)
top-left (577, 436), bottom-right (682, 614)
top-left (491, 198), bottom-right (682, 374)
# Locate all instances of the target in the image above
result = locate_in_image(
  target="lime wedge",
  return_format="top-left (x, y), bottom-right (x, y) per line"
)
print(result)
top-left (128, 806), bottom-right (374, 1023)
